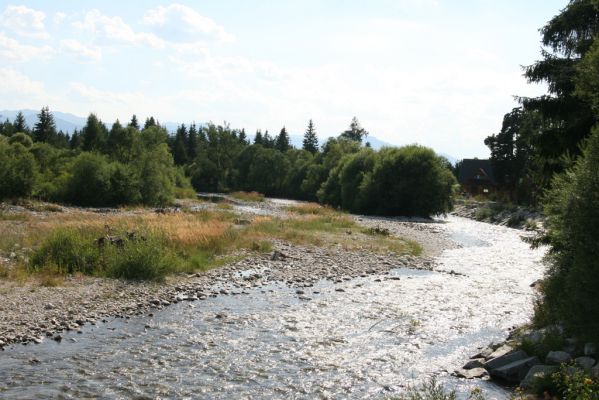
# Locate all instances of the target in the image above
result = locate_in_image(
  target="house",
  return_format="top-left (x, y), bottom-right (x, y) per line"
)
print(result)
top-left (457, 159), bottom-right (496, 196)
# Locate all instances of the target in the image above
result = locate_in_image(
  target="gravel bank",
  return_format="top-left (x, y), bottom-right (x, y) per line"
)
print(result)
top-left (0, 198), bottom-right (454, 350)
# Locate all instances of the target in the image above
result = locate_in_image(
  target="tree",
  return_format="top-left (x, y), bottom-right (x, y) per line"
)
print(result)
top-left (129, 115), bottom-right (140, 130)
top-left (340, 117), bottom-right (368, 143)
top-left (520, 0), bottom-right (599, 187)
top-left (13, 111), bottom-right (28, 133)
top-left (239, 128), bottom-right (248, 144)
top-left (172, 124), bottom-right (189, 165)
top-left (302, 119), bottom-right (319, 154)
top-left (536, 127), bottom-right (599, 340)
top-left (33, 106), bottom-right (57, 143)
top-left (275, 127), bottom-right (291, 152)
top-left (262, 130), bottom-right (275, 148)
top-left (187, 123), bottom-right (199, 160)
top-left (144, 116), bottom-right (157, 130)
top-left (0, 141), bottom-right (38, 199)
top-left (484, 107), bottom-right (538, 203)
top-left (254, 129), bottom-right (263, 145)
top-left (81, 113), bottom-right (108, 152)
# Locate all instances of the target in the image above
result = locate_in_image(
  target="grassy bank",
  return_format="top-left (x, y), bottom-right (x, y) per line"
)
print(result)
top-left (0, 201), bottom-right (420, 283)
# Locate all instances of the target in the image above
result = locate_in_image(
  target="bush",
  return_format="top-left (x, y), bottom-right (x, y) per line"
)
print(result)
top-left (0, 142), bottom-right (38, 200)
top-left (535, 127), bottom-right (599, 340)
top-left (30, 229), bottom-right (99, 275)
top-left (66, 153), bottom-right (113, 206)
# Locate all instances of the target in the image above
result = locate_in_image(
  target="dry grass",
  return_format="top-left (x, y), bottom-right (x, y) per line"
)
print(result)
top-left (0, 202), bottom-right (421, 282)
top-left (229, 191), bottom-right (265, 202)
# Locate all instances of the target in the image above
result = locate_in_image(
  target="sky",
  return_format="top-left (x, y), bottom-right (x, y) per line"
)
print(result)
top-left (0, 0), bottom-right (568, 159)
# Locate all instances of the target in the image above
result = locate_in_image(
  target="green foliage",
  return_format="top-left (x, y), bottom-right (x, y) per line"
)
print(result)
top-left (339, 116), bottom-right (368, 143)
top-left (532, 364), bottom-right (599, 400)
top-left (535, 127), bottom-right (599, 340)
top-left (302, 119), bottom-right (319, 154)
top-left (0, 141), bottom-right (38, 200)
top-left (8, 132), bottom-right (33, 148)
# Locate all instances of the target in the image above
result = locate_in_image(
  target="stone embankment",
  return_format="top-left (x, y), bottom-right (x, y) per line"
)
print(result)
top-left (451, 200), bottom-right (544, 231)
top-left (455, 330), bottom-right (599, 390)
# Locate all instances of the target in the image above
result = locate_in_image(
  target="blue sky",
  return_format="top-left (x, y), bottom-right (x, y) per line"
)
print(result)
top-left (0, 0), bottom-right (567, 158)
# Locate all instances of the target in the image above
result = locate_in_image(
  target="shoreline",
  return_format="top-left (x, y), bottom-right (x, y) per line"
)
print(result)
top-left (0, 206), bottom-right (453, 350)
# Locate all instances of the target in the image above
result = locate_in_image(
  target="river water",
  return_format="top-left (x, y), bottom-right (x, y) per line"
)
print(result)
top-left (0, 216), bottom-right (546, 399)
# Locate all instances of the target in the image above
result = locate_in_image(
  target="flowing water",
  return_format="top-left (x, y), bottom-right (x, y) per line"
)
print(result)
top-left (0, 216), bottom-right (546, 399)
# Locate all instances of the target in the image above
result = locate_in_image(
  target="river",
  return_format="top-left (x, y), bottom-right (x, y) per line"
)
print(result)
top-left (0, 216), bottom-right (546, 399)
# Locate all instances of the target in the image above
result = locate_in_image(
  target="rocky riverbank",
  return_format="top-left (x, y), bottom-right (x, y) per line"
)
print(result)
top-left (0, 200), bottom-right (451, 350)
top-left (451, 199), bottom-right (544, 231)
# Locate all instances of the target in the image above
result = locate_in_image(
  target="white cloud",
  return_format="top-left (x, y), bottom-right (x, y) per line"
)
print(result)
top-left (60, 39), bottom-right (102, 62)
top-left (0, 5), bottom-right (48, 39)
top-left (142, 3), bottom-right (234, 43)
top-left (73, 9), bottom-right (164, 48)
top-left (54, 11), bottom-right (67, 25)
top-left (0, 68), bottom-right (53, 108)
top-left (0, 32), bottom-right (54, 62)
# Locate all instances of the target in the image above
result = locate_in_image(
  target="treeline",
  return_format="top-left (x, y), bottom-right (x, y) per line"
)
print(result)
top-left (0, 111), bottom-right (455, 216)
top-left (483, 0), bottom-right (599, 343)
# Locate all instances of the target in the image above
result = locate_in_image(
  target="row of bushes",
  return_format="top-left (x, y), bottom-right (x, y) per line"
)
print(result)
top-left (0, 133), bottom-right (192, 207)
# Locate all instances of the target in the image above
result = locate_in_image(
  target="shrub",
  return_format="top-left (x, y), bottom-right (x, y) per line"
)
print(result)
top-left (30, 229), bottom-right (99, 275)
top-left (535, 127), bottom-right (599, 340)
top-left (0, 142), bottom-right (39, 200)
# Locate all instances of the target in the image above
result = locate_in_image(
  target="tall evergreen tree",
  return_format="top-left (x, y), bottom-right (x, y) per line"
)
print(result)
top-left (129, 115), bottom-right (140, 130)
top-left (254, 129), bottom-right (263, 145)
top-left (275, 126), bottom-right (291, 152)
top-left (520, 0), bottom-right (599, 187)
top-left (144, 116), bottom-right (156, 130)
top-left (239, 128), bottom-right (248, 144)
top-left (33, 106), bottom-right (57, 143)
top-left (262, 130), bottom-right (275, 148)
top-left (13, 111), bottom-right (28, 133)
top-left (173, 124), bottom-right (189, 165)
top-left (340, 117), bottom-right (368, 143)
top-left (302, 119), bottom-right (319, 154)
top-left (187, 123), bottom-right (199, 160)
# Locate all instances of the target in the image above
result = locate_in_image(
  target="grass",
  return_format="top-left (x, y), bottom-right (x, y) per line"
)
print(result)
top-left (229, 191), bottom-right (265, 202)
top-left (0, 200), bottom-right (422, 282)
top-left (285, 202), bottom-right (340, 215)
top-left (391, 378), bottom-right (486, 400)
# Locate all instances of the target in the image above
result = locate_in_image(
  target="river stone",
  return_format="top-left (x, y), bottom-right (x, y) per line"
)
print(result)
top-left (484, 349), bottom-right (528, 370)
top-left (585, 343), bottom-right (597, 356)
top-left (575, 356), bottom-right (596, 371)
top-left (485, 344), bottom-right (514, 361)
top-left (519, 365), bottom-right (558, 389)
top-left (489, 356), bottom-right (540, 383)
top-left (455, 368), bottom-right (488, 379)
top-left (463, 358), bottom-right (485, 370)
top-left (546, 351), bottom-right (572, 365)
top-left (591, 365), bottom-right (599, 379)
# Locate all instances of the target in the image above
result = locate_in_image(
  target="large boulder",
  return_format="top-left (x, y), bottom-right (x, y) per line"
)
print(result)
top-left (585, 343), bottom-right (597, 357)
top-left (545, 350), bottom-right (572, 365)
top-left (489, 356), bottom-right (541, 383)
top-left (484, 350), bottom-right (528, 370)
top-left (575, 356), bottom-right (596, 371)
top-left (520, 365), bottom-right (558, 389)
top-left (455, 368), bottom-right (489, 379)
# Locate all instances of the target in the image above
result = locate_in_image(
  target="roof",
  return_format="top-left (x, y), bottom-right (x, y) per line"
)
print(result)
top-left (458, 159), bottom-right (496, 185)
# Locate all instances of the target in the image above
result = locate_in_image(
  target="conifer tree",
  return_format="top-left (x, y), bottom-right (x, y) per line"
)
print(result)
top-left (239, 128), bottom-right (248, 144)
top-left (129, 115), bottom-right (140, 130)
top-left (340, 117), bottom-right (368, 143)
top-left (33, 106), bottom-right (57, 143)
top-left (81, 113), bottom-right (108, 152)
top-left (173, 124), bottom-right (189, 165)
top-left (187, 123), bottom-right (198, 160)
top-left (302, 119), bottom-right (318, 154)
top-left (254, 129), bottom-right (263, 145)
top-left (13, 111), bottom-right (28, 133)
top-left (275, 126), bottom-right (291, 152)
top-left (144, 116), bottom-right (156, 130)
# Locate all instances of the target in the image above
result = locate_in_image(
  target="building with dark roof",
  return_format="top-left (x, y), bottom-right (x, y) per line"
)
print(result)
top-left (457, 159), bottom-right (496, 196)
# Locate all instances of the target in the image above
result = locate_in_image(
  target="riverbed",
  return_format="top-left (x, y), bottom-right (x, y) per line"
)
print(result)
top-left (0, 215), bottom-right (546, 399)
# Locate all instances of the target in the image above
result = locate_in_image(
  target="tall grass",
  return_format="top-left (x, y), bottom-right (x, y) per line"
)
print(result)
top-left (229, 191), bottom-right (265, 202)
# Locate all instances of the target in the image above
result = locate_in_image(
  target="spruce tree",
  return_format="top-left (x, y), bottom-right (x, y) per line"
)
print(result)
top-left (187, 123), bottom-right (198, 160)
top-left (13, 111), bottom-right (28, 133)
top-left (129, 115), bottom-right (140, 130)
top-left (275, 126), bottom-right (291, 152)
top-left (302, 119), bottom-right (318, 154)
top-left (81, 113), bottom-right (108, 152)
top-left (173, 124), bottom-right (189, 165)
top-left (263, 130), bottom-right (274, 148)
top-left (340, 117), bottom-right (368, 143)
top-left (239, 128), bottom-right (248, 144)
top-left (33, 106), bottom-right (57, 143)
top-left (144, 117), bottom-right (156, 130)
top-left (254, 129), bottom-right (263, 145)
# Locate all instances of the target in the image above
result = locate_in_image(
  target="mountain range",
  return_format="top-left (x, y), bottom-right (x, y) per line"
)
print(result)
top-left (0, 109), bottom-right (457, 163)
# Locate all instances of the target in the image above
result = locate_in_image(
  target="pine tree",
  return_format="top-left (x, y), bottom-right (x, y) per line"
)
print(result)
top-left (33, 106), bottom-right (57, 143)
top-left (239, 128), bottom-right (248, 144)
top-left (70, 130), bottom-right (81, 149)
top-left (275, 126), bottom-right (291, 152)
top-left (254, 129), bottom-right (263, 145)
top-left (187, 123), bottom-right (199, 160)
top-left (13, 111), bottom-right (28, 133)
top-left (340, 117), bottom-right (368, 143)
top-left (263, 130), bottom-right (274, 148)
top-left (129, 115), bottom-right (140, 130)
top-left (173, 124), bottom-right (189, 165)
top-left (144, 117), bottom-right (156, 130)
top-left (302, 119), bottom-right (318, 154)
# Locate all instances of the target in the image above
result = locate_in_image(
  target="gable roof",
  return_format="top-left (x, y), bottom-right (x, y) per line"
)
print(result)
top-left (458, 159), bottom-right (496, 185)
